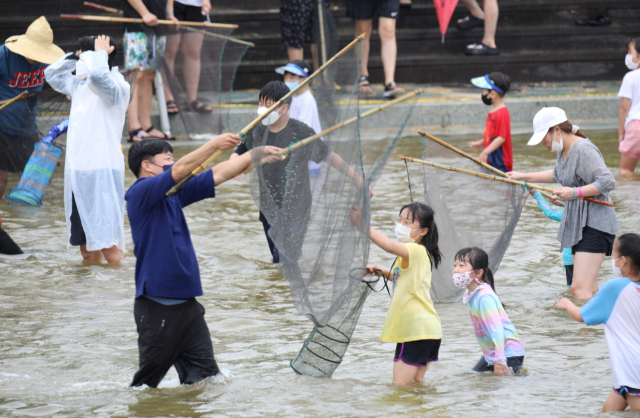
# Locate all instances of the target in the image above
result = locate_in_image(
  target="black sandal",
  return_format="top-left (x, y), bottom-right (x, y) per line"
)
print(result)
top-left (128, 128), bottom-right (145, 143)
top-left (457, 15), bottom-right (484, 31)
top-left (144, 125), bottom-right (175, 140)
top-left (189, 100), bottom-right (213, 114)
top-left (166, 100), bottom-right (179, 114)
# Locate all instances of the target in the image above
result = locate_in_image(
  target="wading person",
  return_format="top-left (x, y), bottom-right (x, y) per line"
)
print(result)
top-left (0, 16), bottom-right (64, 197)
top-left (618, 40), bottom-right (640, 176)
top-left (45, 35), bottom-right (129, 263)
top-left (555, 233), bottom-right (640, 413)
top-left (508, 107), bottom-right (619, 299)
top-left (126, 136), bottom-right (280, 387)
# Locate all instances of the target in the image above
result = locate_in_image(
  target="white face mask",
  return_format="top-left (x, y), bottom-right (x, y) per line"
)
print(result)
top-left (551, 130), bottom-right (564, 153)
top-left (625, 54), bottom-right (639, 70)
top-left (612, 257), bottom-right (624, 278)
top-left (257, 106), bottom-right (282, 126)
top-left (394, 223), bottom-right (420, 243)
top-left (75, 60), bottom-right (90, 81)
top-left (452, 271), bottom-right (477, 289)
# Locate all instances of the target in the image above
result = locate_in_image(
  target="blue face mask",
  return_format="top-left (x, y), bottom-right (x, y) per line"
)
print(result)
top-left (285, 80), bottom-right (299, 91)
top-left (148, 161), bottom-right (173, 176)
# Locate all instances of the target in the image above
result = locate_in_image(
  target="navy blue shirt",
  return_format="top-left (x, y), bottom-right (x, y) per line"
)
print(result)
top-left (0, 46), bottom-right (47, 137)
top-left (125, 168), bottom-right (215, 299)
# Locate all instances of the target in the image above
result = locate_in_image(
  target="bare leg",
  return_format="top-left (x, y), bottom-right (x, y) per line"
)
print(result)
top-left (392, 360), bottom-right (424, 385)
top-left (0, 170), bottom-right (8, 197)
top-left (619, 153), bottom-right (639, 176)
top-left (414, 363), bottom-right (429, 383)
top-left (602, 390), bottom-right (628, 413)
top-left (136, 71), bottom-right (168, 138)
top-left (163, 32), bottom-right (182, 104)
top-left (310, 43), bottom-right (319, 70)
top-left (287, 47), bottom-right (304, 62)
top-left (571, 252), bottom-right (604, 299)
top-left (355, 19), bottom-right (373, 78)
top-left (460, 0), bottom-right (485, 19)
top-left (378, 17), bottom-right (397, 86)
top-left (481, 0), bottom-right (499, 48)
top-left (180, 31), bottom-right (205, 104)
top-left (102, 245), bottom-right (124, 263)
top-left (80, 244), bottom-right (102, 260)
top-left (127, 72), bottom-right (153, 139)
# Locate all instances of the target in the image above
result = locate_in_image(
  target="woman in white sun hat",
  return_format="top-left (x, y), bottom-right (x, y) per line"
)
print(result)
top-left (508, 107), bottom-right (619, 299)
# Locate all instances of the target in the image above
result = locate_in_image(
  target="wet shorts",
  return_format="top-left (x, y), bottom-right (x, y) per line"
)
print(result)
top-left (124, 31), bottom-right (167, 72)
top-left (69, 194), bottom-right (86, 247)
top-left (620, 119), bottom-right (640, 159)
top-left (473, 355), bottom-right (524, 374)
top-left (614, 386), bottom-right (640, 398)
top-left (347, 0), bottom-right (400, 20)
top-left (394, 339), bottom-right (440, 367)
top-left (572, 226), bottom-right (615, 257)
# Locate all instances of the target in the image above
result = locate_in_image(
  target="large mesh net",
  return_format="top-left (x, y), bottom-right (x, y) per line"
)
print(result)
top-left (241, 41), bottom-right (418, 377)
top-left (161, 28), bottom-right (252, 138)
top-left (403, 135), bottom-right (528, 303)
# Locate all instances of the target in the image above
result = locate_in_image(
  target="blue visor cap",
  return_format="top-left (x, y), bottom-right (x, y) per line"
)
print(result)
top-left (275, 63), bottom-right (309, 78)
top-left (470, 75), bottom-right (505, 95)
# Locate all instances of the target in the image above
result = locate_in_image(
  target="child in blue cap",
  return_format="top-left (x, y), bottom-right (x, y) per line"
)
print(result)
top-left (275, 60), bottom-right (323, 179)
top-left (467, 72), bottom-right (513, 172)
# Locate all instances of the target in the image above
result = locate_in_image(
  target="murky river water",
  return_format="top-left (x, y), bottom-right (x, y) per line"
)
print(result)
top-left (0, 131), bottom-right (639, 417)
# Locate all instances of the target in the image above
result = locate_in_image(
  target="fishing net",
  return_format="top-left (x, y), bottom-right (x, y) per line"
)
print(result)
top-left (403, 136), bottom-right (528, 302)
top-left (161, 27), bottom-right (252, 139)
top-left (242, 41), bottom-right (418, 377)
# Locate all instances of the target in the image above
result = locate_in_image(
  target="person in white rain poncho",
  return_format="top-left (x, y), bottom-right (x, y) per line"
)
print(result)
top-left (45, 35), bottom-right (129, 262)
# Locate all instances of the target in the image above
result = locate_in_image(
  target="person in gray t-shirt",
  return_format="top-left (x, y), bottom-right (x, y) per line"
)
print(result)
top-left (509, 107), bottom-right (619, 300)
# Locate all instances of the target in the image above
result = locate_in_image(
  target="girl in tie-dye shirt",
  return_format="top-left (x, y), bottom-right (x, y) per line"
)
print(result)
top-left (453, 247), bottom-right (525, 375)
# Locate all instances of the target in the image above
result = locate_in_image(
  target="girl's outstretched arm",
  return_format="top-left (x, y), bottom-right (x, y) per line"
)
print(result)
top-left (349, 207), bottom-right (408, 259)
top-left (555, 298), bottom-right (584, 322)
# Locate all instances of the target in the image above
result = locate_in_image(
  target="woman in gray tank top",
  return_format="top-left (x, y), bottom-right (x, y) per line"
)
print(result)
top-left (508, 107), bottom-right (619, 299)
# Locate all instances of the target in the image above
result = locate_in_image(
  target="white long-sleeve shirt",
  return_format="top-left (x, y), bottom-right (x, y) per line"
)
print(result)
top-left (44, 50), bottom-right (129, 251)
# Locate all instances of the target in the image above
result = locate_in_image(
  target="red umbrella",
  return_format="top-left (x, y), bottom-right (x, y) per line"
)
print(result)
top-left (433, 0), bottom-right (459, 43)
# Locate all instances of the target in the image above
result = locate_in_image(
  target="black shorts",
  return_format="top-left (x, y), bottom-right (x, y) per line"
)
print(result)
top-left (565, 264), bottom-right (574, 287)
top-left (0, 129), bottom-right (39, 173)
top-left (69, 194), bottom-right (86, 247)
top-left (472, 355), bottom-right (524, 374)
top-left (280, 0), bottom-right (315, 49)
top-left (614, 386), bottom-right (640, 399)
top-left (173, 2), bottom-right (208, 22)
top-left (131, 297), bottom-right (220, 388)
top-left (394, 339), bottom-right (440, 367)
top-left (572, 226), bottom-right (615, 256)
top-left (346, 0), bottom-right (400, 20)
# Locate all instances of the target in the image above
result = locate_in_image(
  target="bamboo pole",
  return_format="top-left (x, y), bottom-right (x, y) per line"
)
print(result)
top-left (82, 2), bottom-right (254, 46)
top-left (418, 131), bottom-right (564, 207)
top-left (0, 91), bottom-right (28, 112)
top-left (166, 33), bottom-right (367, 197)
top-left (241, 89), bottom-right (424, 174)
top-left (401, 157), bottom-right (614, 207)
top-left (60, 14), bottom-right (238, 29)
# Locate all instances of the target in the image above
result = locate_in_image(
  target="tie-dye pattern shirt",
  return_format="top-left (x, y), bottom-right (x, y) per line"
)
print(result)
top-left (462, 283), bottom-right (525, 365)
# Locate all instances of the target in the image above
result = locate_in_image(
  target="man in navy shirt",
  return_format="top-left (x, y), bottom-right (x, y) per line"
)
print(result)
top-left (0, 16), bottom-right (63, 197)
top-left (125, 135), bottom-right (280, 387)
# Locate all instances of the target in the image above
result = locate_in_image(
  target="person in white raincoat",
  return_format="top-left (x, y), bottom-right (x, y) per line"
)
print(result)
top-left (44, 35), bottom-right (129, 262)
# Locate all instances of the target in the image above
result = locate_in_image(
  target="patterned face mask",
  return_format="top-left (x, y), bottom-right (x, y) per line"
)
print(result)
top-left (452, 270), bottom-right (477, 288)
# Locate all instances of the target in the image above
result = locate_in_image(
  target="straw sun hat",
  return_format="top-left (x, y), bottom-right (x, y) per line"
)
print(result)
top-left (5, 16), bottom-right (64, 64)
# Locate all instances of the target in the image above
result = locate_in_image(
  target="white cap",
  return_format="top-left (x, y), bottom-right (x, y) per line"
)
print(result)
top-left (527, 107), bottom-right (568, 146)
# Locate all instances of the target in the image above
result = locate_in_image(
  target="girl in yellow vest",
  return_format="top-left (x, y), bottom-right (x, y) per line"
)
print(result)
top-left (350, 202), bottom-right (443, 385)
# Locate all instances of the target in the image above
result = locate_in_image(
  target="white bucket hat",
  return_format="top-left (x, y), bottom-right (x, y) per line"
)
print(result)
top-left (527, 107), bottom-right (568, 146)
top-left (5, 16), bottom-right (64, 65)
